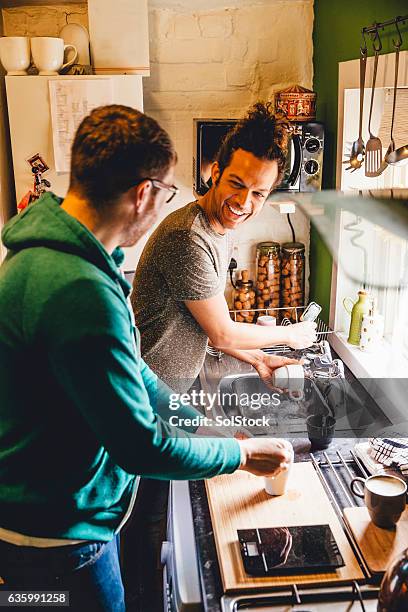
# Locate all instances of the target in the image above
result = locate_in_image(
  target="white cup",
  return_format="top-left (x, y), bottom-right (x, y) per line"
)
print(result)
top-left (359, 313), bottom-right (384, 353)
top-left (257, 315), bottom-right (276, 326)
top-left (0, 36), bottom-right (30, 75)
top-left (264, 446), bottom-right (294, 496)
top-left (271, 364), bottom-right (304, 392)
top-left (31, 37), bottom-right (77, 75)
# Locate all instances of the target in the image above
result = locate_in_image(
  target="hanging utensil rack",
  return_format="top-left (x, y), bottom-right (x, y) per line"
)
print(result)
top-left (361, 15), bottom-right (408, 39)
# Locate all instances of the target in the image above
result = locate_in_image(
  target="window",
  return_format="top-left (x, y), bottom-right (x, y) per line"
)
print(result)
top-left (334, 209), bottom-right (408, 366)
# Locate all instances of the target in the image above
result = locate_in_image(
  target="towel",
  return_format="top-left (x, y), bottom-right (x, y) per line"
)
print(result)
top-left (369, 438), bottom-right (408, 476)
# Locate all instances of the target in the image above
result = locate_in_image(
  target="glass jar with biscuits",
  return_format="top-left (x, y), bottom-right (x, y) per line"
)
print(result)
top-left (232, 269), bottom-right (256, 323)
top-left (280, 242), bottom-right (305, 322)
top-left (255, 241), bottom-right (281, 320)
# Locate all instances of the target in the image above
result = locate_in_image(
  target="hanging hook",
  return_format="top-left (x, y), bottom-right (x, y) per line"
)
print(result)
top-left (371, 23), bottom-right (382, 53)
top-left (393, 18), bottom-right (403, 48)
top-left (360, 29), bottom-right (368, 54)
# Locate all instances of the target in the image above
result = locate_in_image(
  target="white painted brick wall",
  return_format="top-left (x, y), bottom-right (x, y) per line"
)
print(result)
top-left (2, 4), bottom-right (88, 36)
top-left (2, 1), bottom-right (314, 287)
top-left (144, 0), bottom-right (313, 291)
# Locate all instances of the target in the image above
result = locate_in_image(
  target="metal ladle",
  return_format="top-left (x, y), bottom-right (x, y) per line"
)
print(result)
top-left (387, 144), bottom-right (408, 164)
top-left (345, 45), bottom-right (367, 172)
top-left (385, 21), bottom-right (407, 165)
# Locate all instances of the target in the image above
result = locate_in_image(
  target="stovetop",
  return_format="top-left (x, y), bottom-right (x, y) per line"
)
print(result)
top-left (186, 446), bottom-right (381, 612)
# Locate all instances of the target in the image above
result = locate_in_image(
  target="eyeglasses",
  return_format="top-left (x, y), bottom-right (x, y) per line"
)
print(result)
top-left (141, 177), bottom-right (179, 204)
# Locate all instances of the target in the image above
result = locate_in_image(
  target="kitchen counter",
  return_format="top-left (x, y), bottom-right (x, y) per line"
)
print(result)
top-left (189, 443), bottom-right (363, 612)
top-left (189, 351), bottom-right (379, 612)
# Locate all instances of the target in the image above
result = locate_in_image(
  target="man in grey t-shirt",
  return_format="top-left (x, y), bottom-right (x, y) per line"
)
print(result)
top-left (132, 102), bottom-right (316, 389)
top-left (132, 200), bottom-right (232, 386)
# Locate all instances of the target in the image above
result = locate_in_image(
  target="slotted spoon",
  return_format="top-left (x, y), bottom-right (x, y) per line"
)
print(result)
top-left (365, 48), bottom-right (383, 177)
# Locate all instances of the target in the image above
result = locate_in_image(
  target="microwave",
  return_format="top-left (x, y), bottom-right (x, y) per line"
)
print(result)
top-left (193, 118), bottom-right (324, 195)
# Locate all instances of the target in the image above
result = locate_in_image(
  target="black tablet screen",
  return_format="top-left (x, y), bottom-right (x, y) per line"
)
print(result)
top-left (238, 524), bottom-right (345, 575)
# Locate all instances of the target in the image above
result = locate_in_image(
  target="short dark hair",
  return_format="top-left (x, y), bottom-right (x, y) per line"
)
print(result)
top-left (69, 105), bottom-right (176, 206)
top-left (216, 102), bottom-right (289, 187)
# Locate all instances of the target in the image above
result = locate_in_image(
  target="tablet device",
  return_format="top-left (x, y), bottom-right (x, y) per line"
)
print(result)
top-left (238, 524), bottom-right (345, 575)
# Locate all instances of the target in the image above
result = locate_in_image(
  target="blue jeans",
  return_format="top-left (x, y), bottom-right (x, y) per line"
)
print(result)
top-left (0, 535), bottom-right (124, 611)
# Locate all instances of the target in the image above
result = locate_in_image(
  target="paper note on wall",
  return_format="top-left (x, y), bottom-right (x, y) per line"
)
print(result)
top-left (49, 79), bottom-right (113, 173)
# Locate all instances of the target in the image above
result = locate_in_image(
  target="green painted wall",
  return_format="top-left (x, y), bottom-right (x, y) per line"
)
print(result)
top-left (310, 0), bottom-right (408, 322)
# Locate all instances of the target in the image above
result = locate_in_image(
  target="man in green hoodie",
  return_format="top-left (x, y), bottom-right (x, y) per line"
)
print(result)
top-left (0, 105), bottom-right (292, 611)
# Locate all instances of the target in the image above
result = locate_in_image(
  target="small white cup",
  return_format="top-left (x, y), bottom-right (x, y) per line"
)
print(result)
top-left (271, 364), bottom-right (304, 392)
top-left (359, 313), bottom-right (384, 353)
top-left (257, 315), bottom-right (276, 326)
top-left (31, 37), bottom-right (77, 75)
top-left (264, 447), bottom-right (294, 496)
top-left (0, 36), bottom-right (30, 75)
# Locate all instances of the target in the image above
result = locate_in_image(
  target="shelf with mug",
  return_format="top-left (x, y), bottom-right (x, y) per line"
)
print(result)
top-left (0, 0), bottom-right (150, 76)
top-left (0, 36), bottom-right (78, 76)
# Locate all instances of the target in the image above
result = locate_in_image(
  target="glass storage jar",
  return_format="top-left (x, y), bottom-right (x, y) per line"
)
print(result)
top-left (232, 269), bottom-right (256, 323)
top-left (255, 242), bottom-right (281, 319)
top-left (280, 242), bottom-right (305, 321)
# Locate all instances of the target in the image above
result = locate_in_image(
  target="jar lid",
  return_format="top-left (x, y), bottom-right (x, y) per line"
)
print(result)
top-left (282, 241), bottom-right (305, 254)
top-left (257, 241), bottom-right (280, 254)
top-left (236, 280), bottom-right (253, 289)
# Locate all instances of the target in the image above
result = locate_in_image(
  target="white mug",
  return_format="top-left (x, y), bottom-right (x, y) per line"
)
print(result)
top-left (272, 364), bottom-right (304, 392)
top-left (31, 37), bottom-right (77, 75)
top-left (264, 446), bottom-right (294, 496)
top-left (0, 36), bottom-right (30, 75)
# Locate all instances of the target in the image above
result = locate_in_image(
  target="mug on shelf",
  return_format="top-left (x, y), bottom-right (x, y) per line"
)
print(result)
top-left (0, 36), bottom-right (30, 75)
top-left (31, 37), bottom-right (78, 75)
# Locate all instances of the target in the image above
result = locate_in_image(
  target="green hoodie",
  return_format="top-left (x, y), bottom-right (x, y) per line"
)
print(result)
top-left (0, 193), bottom-right (240, 541)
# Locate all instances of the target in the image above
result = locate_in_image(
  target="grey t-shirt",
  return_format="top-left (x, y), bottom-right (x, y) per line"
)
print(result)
top-left (131, 201), bottom-right (231, 388)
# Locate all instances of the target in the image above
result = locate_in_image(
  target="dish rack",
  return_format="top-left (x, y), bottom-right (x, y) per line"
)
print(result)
top-left (207, 305), bottom-right (333, 358)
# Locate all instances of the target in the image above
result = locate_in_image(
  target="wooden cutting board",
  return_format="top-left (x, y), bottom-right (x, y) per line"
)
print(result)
top-left (344, 505), bottom-right (408, 575)
top-left (205, 462), bottom-right (364, 592)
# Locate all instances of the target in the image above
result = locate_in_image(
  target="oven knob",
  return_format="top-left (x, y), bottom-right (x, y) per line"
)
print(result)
top-left (304, 159), bottom-right (319, 175)
top-left (305, 137), bottom-right (320, 153)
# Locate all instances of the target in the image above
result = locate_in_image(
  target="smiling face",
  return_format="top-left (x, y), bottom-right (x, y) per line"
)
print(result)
top-left (208, 148), bottom-right (279, 233)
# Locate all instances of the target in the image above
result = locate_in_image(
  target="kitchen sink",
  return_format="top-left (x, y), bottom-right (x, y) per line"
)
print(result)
top-left (215, 370), bottom-right (390, 438)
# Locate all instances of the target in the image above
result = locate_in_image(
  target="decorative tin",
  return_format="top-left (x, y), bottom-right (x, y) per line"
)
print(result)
top-left (275, 85), bottom-right (317, 122)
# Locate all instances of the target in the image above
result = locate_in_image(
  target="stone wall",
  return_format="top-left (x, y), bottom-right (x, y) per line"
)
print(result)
top-left (2, 1), bottom-right (314, 288)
